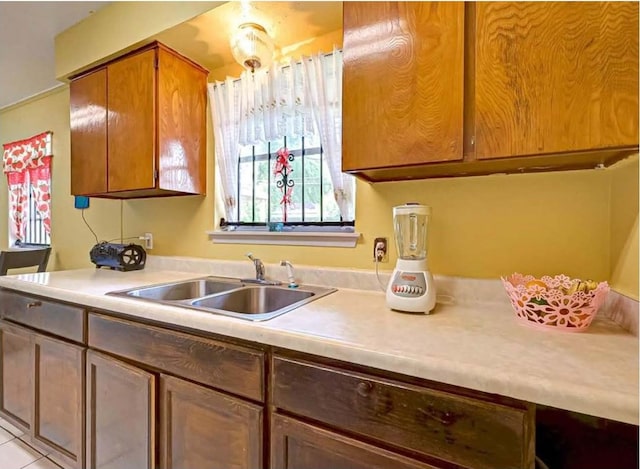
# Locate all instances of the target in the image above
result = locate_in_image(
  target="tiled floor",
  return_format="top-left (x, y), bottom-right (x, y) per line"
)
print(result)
top-left (0, 417), bottom-right (61, 469)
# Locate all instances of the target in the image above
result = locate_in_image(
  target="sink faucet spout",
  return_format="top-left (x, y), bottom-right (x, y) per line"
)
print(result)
top-left (280, 260), bottom-right (298, 288)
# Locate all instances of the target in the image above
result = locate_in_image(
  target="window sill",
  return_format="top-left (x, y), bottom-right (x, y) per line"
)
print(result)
top-left (206, 230), bottom-right (360, 247)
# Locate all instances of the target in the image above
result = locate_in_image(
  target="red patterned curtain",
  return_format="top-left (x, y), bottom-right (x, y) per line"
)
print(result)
top-left (2, 132), bottom-right (53, 241)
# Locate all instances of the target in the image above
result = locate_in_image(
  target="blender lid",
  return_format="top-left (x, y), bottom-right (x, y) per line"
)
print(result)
top-left (394, 203), bottom-right (431, 215)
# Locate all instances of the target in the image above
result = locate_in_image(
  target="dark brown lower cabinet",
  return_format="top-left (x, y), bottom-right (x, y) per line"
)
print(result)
top-left (86, 350), bottom-right (155, 469)
top-left (33, 333), bottom-right (85, 469)
top-left (160, 374), bottom-right (263, 469)
top-left (0, 320), bottom-right (32, 431)
top-left (271, 414), bottom-right (442, 469)
top-left (0, 319), bottom-right (85, 469)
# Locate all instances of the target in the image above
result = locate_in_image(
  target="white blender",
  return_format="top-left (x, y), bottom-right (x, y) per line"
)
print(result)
top-left (386, 203), bottom-right (436, 313)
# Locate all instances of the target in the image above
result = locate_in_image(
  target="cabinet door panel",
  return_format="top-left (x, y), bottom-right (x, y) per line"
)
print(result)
top-left (70, 68), bottom-right (108, 195)
top-left (475, 2), bottom-right (639, 159)
top-left (157, 47), bottom-right (206, 194)
top-left (33, 334), bottom-right (85, 468)
top-left (0, 320), bottom-right (32, 431)
top-left (271, 415), bottom-right (441, 469)
top-left (86, 350), bottom-right (155, 469)
top-left (160, 375), bottom-right (262, 469)
top-left (107, 48), bottom-right (156, 192)
top-left (343, 2), bottom-right (464, 171)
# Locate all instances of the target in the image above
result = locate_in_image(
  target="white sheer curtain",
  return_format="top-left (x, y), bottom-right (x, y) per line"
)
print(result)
top-left (210, 49), bottom-right (355, 224)
top-left (301, 49), bottom-right (354, 221)
top-left (208, 77), bottom-right (241, 222)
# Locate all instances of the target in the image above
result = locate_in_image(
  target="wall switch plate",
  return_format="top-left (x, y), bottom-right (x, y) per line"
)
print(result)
top-left (373, 237), bottom-right (388, 262)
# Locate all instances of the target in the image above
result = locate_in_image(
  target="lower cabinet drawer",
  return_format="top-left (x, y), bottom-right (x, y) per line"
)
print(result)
top-left (272, 356), bottom-right (534, 469)
top-left (88, 313), bottom-right (265, 401)
top-left (0, 290), bottom-right (85, 343)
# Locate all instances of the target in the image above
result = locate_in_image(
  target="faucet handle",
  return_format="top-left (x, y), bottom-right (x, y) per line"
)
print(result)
top-left (246, 252), bottom-right (256, 261)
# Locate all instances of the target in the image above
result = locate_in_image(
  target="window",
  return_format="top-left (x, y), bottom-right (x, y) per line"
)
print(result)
top-left (2, 131), bottom-right (52, 247)
top-left (234, 135), bottom-right (343, 226)
top-left (209, 49), bottom-right (356, 242)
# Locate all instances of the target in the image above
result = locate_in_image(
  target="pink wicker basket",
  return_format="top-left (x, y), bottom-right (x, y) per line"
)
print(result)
top-left (501, 273), bottom-right (610, 332)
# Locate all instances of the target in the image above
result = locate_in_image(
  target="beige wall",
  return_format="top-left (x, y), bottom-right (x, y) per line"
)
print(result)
top-left (3, 88), bottom-right (635, 293)
top-left (608, 156), bottom-right (639, 299)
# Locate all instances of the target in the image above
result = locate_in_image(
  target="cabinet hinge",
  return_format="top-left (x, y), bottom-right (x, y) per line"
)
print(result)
top-left (154, 169), bottom-right (159, 182)
top-left (154, 55), bottom-right (159, 70)
top-left (470, 136), bottom-right (475, 147)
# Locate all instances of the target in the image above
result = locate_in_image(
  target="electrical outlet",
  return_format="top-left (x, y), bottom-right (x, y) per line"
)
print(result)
top-left (141, 232), bottom-right (153, 250)
top-left (373, 237), bottom-right (388, 262)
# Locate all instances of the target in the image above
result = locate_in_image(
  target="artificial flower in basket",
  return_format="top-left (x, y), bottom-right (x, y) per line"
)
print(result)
top-left (501, 273), bottom-right (610, 332)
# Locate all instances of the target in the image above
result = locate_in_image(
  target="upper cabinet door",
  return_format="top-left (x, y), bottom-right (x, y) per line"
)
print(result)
top-left (70, 68), bottom-right (108, 196)
top-left (157, 48), bottom-right (207, 194)
top-left (474, 2), bottom-right (639, 160)
top-left (107, 48), bottom-right (156, 192)
top-left (342, 2), bottom-right (465, 171)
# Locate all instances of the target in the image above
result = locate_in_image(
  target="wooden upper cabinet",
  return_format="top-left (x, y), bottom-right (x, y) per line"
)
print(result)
top-left (107, 48), bottom-right (156, 193)
top-left (70, 42), bottom-right (208, 198)
top-left (342, 2), bottom-right (465, 173)
top-left (70, 68), bottom-right (108, 195)
top-left (473, 2), bottom-right (639, 159)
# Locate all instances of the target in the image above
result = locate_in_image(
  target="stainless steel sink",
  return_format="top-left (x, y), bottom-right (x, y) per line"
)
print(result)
top-left (108, 277), bottom-right (335, 321)
top-left (120, 278), bottom-right (241, 301)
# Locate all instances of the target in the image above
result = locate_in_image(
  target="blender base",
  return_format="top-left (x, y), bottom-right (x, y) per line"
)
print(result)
top-left (386, 268), bottom-right (436, 314)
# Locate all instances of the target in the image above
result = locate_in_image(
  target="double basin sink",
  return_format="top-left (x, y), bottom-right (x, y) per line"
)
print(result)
top-left (108, 277), bottom-right (336, 321)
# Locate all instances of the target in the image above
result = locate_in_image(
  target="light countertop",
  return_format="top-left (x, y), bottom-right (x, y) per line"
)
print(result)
top-left (0, 267), bottom-right (637, 425)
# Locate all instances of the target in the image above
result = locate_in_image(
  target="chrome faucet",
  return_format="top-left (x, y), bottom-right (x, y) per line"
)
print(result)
top-left (246, 253), bottom-right (265, 281)
top-left (243, 253), bottom-right (281, 285)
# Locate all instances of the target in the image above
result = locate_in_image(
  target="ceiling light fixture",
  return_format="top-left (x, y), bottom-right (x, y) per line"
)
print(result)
top-left (230, 22), bottom-right (275, 73)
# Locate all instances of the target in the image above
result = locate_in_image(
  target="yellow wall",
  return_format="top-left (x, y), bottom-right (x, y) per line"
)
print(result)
top-left (1, 3), bottom-right (636, 293)
top-left (55, 1), bottom-right (223, 80)
top-left (0, 88), bottom-right (123, 271)
top-left (1, 87), bottom-right (625, 286)
top-left (608, 155), bottom-right (639, 299)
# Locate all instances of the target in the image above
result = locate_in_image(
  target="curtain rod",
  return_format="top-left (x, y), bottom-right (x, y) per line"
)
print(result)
top-left (213, 49), bottom-right (342, 87)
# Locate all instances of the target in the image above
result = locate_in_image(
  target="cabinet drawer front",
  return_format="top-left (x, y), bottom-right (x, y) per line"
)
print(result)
top-left (272, 357), bottom-right (533, 469)
top-left (0, 290), bottom-right (85, 343)
top-left (88, 313), bottom-right (264, 401)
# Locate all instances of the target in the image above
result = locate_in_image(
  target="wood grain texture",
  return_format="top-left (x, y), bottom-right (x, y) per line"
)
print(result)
top-left (474, 2), bottom-right (639, 159)
top-left (88, 313), bottom-right (264, 401)
top-left (70, 68), bottom-right (108, 196)
top-left (107, 48), bottom-right (156, 192)
top-left (342, 2), bottom-right (465, 171)
top-left (160, 374), bottom-right (263, 469)
top-left (272, 356), bottom-right (534, 469)
top-left (33, 333), bottom-right (85, 469)
top-left (0, 290), bottom-right (85, 343)
top-left (271, 415), bottom-right (442, 469)
top-left (157, 46), bottom-right (207, 195)
top-left (86, 350), bottom-right (155, 469)
top-left (0, 320), bottom-right (32, 431)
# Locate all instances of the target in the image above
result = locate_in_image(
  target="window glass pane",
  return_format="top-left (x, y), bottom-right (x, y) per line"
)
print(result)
top-left (238, 156), bottom-right (254, 222)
